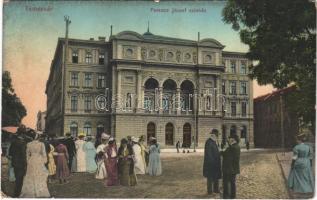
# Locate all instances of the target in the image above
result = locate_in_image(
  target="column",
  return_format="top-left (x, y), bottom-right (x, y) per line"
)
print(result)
top-left (136, 70), bottom-right (142, 111)
top-left (159, 87), bottom-right (163, 114)
top-left (116, 69), bottom-right (122, 111)
top-left (176, 88), bottom-right (181, 115)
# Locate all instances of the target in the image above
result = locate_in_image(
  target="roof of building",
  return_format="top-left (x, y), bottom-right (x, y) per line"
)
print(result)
top-left (254, 85), bottom-right (297, 102)
top-left (109, 30), bottom-right (226, 48)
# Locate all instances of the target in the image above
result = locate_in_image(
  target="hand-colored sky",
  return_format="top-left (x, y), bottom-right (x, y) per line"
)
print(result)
top-left (3, 1), bottom-right (273, 129)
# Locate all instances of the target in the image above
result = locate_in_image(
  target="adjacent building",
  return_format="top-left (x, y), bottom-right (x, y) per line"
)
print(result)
top-left (45, 29), bottom-right (253, 148)
top-left (36, 110), bottom-right (46, 132)
top-left (254, 86), bottom-right (298, 148)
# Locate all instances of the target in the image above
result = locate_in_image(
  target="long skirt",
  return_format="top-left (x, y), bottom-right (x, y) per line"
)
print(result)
top-left (288, 159), bottom-right (314, 193)
top-left (148, 153), bottom-right (162, 176)
top-left (96, 159), bottom-right (107, 179)
top-left (105, 158), bottom-right (119, 186)
top-left (119, 160), bottom-right (137, 186)
top-left (56, 154), bottom-right (70, 179)
top-left (8, 160), bottom-right (16, 182)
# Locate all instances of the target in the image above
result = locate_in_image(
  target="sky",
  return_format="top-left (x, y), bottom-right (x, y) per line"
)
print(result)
top-left (3, 1), bottom-right (274, 129)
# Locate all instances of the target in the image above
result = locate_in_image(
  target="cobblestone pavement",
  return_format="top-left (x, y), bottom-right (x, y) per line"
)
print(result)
top-left (1, 150), bottom-right (289, 199)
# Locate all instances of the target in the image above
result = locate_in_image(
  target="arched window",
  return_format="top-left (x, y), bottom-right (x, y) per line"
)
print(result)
top-left (70, 122), bottom-right (78, 137)
top-left (144, 78), bottom-right (159, 111)
top-left (147, 122), bottom-right (156, 144)
top-left (163, 79), bottom-right (177, 113)
top-left (84, 122), bottom-right (92, 136)
top-left (180, 80), bottom-right (194, 112)
top-left (165, 123), bottom-right (174, 145)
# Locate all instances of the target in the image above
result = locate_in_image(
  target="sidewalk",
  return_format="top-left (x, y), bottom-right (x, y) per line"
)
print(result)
top-left (276, 152), bottom-right (315, 199)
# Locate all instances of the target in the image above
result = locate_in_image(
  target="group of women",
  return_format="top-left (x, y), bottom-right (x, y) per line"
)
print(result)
top-left (94, 133), bottom-right (162, 186)
top-left (9, 132), bottom-right (163, 197)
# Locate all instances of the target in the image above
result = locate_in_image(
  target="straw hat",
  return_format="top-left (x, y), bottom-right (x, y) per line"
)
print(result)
top-left (78, 133), bottom-right (85, 138)
top-left (101, 133), bottom-right (110, 140)
top-left (132, 136), bottom-right (139, 143)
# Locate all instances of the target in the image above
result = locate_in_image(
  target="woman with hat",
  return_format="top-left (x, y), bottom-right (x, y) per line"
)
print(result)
top-left (75, 133), bottom-right (86, 172)
top-left (132, 136), bottom-right (146, 175)
top-left (55, 138), bottom-right (70, 184)
top-left (95, 133), bottom-right (110, 179)
top-left (118, 138), bottom-right (137, 186)
top-left (105, 137), bottom-right (119, 186)
top-left (20, 133), bottom-right (50, 197)
top-left (288, 133), bottom-right (314, 195)
top-left (148, 137), bottom-right (162, 176)
top-left (83, 136), bottom-right (97, 173)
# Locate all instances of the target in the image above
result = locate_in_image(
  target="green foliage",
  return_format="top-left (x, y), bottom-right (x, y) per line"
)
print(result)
top-left (222, 0), bottom-right (316, 133)
top-left (2, 71), bottom-right (27, 126)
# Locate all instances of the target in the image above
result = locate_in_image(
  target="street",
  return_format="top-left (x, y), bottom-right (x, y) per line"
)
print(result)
top-left (1, 150), bottom-right (289, 198)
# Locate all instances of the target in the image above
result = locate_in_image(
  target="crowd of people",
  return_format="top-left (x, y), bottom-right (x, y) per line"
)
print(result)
top-left (6, 125), bottom-right (162, 198)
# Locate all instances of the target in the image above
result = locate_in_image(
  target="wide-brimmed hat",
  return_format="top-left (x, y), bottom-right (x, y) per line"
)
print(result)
top-left (149, 137), bottom-right (156, 141)
top-left (132, 136), bottom-right (139, 143)
top-left (78, 133), bottom-right (85, 138)
top-left (101, 133), bottom-right (110, 140)
top-left (296, 132), bottom-right (307, 141)
top-left (109, 137), bottom-right (115, 142)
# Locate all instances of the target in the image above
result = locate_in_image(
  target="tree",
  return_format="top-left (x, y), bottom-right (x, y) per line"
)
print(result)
top-left (2, 71), bottom-right (27, 126)
top-left (222, 0), bottom-right (316, 133)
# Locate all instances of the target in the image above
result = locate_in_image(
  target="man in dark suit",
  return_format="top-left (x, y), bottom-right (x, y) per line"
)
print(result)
top-left (203, 129), bottom-right (221, 195)
top-left (221, 134), bottom-right (241, 199)
top-left (9, 126), bottom-right (27, 197)
top-left (64, 133), bottom-right (76, 171)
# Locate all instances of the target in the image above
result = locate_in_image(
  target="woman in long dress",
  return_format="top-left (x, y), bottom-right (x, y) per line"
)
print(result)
top-left (96, 133), bottom-right (110, 179)
top-left (75, 134), bottom-right (86, 172)
top-left (288, 133), bottom-right (314, 194)
top-left (105, 137), bottom-right (119, 186)
top-left (132, 137), bottom-right (146, 175)
top-left (118, 138), bottom-right (137, 186)
top-left (83, 137), bottom-right (97, 173)
top-left (47, 143), bottom-right (56, 183)
top-left (20, 134), bottom-right (50, 198)
top-left (148, 137), bottom-right (162, 176)
top-left (55, 140), bottom-right (70, 184)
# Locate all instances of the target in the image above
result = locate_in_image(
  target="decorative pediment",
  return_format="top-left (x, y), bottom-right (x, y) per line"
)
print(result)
top-left (199, 38), bottom-right (225, 49)
top-left (114, 31), bottom-right (143, 41)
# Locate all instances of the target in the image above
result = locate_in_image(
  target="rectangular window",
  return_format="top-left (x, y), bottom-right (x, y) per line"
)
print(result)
top-left (242, 102), bottom-right (247, 117)
top-left (240, 81), bottom-right (247, 95)
top-left (84, 73), bottom-right (92, 87)
top-left (72, 51), bottom-right (78, 63)
top-left (99, 54), bottom-right (105, 65)
top-left (84, 96), bottom-right (92, 112)
top-left (231, 102), bottom-right (236, 117)
top-left (230, 61), bottom-right (236, 73)
top-left (71, 96), bottom-right (78, 112)
top-left (229, 81), bottom-right (237, 95)
top-left (222, 80), bottom-right (226, 95)
top-left (97, 74), bottom-right (105, 88)
top-left (240, 61), bottom-right (247, 74)
top-left (85, 53), bottom-right (92, 64)
top-left (70, 72), bottom-right (78, 86)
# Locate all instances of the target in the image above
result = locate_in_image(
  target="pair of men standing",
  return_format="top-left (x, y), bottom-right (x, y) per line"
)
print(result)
top-left (203, 129), bottom-right (241, 199)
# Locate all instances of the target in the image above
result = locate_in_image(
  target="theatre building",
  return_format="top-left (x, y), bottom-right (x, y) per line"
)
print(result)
top-left (45, 29), bottom-right (254, 148)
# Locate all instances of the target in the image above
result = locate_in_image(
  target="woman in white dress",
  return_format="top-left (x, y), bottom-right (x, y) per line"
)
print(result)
top-left (132, 137), bottom-right (146, 175)
top-left (75, 133), bottom-right (86, 172)
top-left (95, 133), bottom-right (110, 179)
top-left (20, 134), bottom-right (50, 198)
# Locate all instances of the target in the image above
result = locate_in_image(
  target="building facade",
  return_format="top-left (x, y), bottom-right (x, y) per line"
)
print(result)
top-left (46, 30), bottom-right (253, 148)
top-left (254, 86), bottom-right (298, 148)
top-left (36, 110), bottom-right (46, 132)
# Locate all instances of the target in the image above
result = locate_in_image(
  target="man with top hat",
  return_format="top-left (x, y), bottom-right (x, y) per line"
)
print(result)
top-left (221, 134), bottom-right (241, 199)
top-left (75, 133), bottom-right (86, 172)
top-left (203, 129), bottom-right (221, 196)
top-left (64, 132), bottom-right (76, 171)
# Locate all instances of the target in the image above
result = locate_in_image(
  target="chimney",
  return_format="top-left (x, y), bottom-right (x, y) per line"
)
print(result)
top-left (98, 36), bottom-right (106, 41)
top-left (89, 38), bottom-right (94, 41)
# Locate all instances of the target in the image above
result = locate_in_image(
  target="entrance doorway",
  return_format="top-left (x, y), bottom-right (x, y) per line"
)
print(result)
top-left (165, 123), bottom-right (174, 145)
top-left (183, 123), bottom-right (191, 147)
